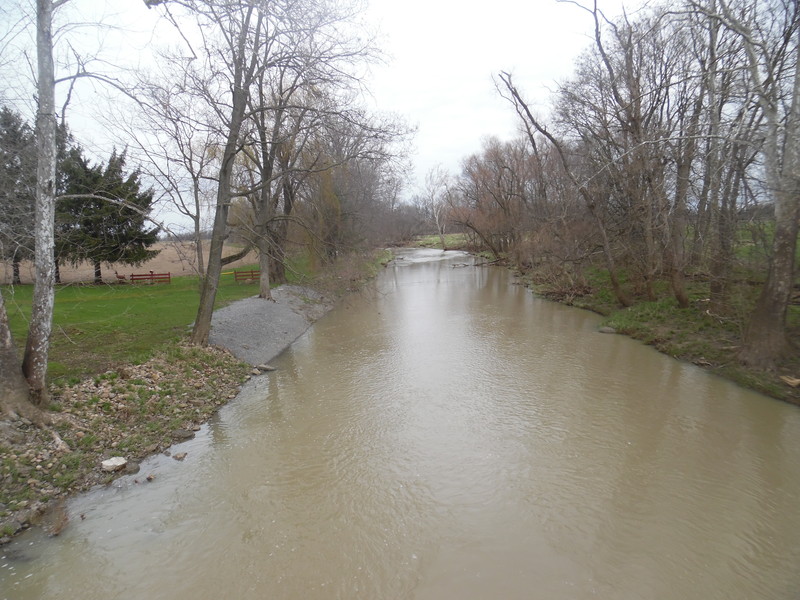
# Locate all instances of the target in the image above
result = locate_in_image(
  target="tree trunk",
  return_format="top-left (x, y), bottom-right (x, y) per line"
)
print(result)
top-left (727, 0), bottom-right (799, 369)
top-left (195, 224), bottom-right (205, 278)
top-left (268, 179), bottom-right (295, 285)
top-left (740, 192), bottom-right (800, 368)
top-left (192, 166), bottom-right (234, 346)
top-left (739, 40), bottom-right (800, 367)
top-left (22, 0), bottom-right (58, 407)
top-left (257, 236), bottom-right (272, 300)
top-left (268, 224), bottom-right (288, 285)
top-left (0, 291), bottom-right (46, 422)
top-left (190, 6), bottom-right (260, 346)
top-left (588, 204), bottom-right (632, 307)
top-left (93, 260), bottom-right (102, 284)
top-left (671, 158), bottom-right (691, 308)
top-left (12, 260), bottom-right (21, 285)
top-left (709, 163), bottom-right (740, 313)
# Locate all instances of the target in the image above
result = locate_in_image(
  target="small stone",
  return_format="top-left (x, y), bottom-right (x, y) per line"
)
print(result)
top-left (101, 457), bottom-right (127, 472)
top-left (124, 461), bottom-right (140, 475)
top-left (251, 368), bottom-right (261, 376)
top-left (598, 326), bottom-right (616, 334)
top-left (173, 452), bottom-right (187, 461)
top-left (171, 429), bottom-right (195, 441)
top-left (256, 364), bottom-right (277, 372)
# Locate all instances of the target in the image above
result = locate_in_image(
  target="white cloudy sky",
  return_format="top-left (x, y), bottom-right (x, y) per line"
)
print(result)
top-left (362, 0), bottom-right (645, 195)
top-left (9, 0), bottom-right (645, 214)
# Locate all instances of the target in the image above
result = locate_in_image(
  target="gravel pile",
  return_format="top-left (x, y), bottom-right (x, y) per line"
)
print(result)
top-left (209, 284), bottom-right (333, 366)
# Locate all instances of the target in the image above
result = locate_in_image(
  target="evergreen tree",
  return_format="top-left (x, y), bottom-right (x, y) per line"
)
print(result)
top-left (0, 106), bottom-right (36, 284)
top-left (57, 148), bottom-right (160, 283)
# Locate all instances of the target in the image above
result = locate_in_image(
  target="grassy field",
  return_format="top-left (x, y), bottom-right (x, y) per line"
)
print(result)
top-left (3, 249), bottom-right (393, 388)
top-left (2, 260), bottom-right (301, 386)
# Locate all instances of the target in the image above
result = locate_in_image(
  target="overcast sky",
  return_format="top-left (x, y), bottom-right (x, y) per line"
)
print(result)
top-left (11, 0), bottom-right (645, 220)
top-left (362, 0), bottom-right (644, 196)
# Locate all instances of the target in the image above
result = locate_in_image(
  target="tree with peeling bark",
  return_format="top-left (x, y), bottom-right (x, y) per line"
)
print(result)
top-left (20, 0), bottom-right (60, 410)
top-left (0, 0), bottom-right (60, 418)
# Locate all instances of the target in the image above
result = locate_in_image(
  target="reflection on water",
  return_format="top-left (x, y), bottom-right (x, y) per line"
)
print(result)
top-left (3, 248), bottom-right (800, 599)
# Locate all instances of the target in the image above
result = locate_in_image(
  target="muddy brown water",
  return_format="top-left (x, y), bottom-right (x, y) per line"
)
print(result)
top-left (3, 248), bottom-right (800, 599)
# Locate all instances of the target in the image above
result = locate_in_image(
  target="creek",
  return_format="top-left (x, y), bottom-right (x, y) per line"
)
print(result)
top-left (2, 248), bottom-right (800, 599)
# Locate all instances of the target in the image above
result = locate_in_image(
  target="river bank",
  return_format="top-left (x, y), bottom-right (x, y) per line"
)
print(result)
top-left (6, 247), bottom-right (798, 599)
top-left (516, 269), bottom-right (800, 406)
top-left (416, 235), bottom-right (799, 405)
top-left (0, 284), bottom-right (335, 544)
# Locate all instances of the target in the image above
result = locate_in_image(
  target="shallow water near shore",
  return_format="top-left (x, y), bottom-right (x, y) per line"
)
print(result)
top-left (3, 248), bottom-right (800, 599)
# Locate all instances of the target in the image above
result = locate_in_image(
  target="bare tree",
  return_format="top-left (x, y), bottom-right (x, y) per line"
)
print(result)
top-left (692, 0), bottom-right (800, 368)
top-left (15, 0), bottom-right (61, 409)
top-left (498, 70), bottom-right (633, 306)
top-left (150, 0), bottom-right (268, 346)
top-left (127, 62), bottom-right (222, 277)
top-left (417, 165), bottom-right (451, 250)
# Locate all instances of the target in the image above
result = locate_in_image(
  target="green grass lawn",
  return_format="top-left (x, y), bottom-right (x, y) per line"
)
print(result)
top-left (3, 259), bottom-right (311, 385)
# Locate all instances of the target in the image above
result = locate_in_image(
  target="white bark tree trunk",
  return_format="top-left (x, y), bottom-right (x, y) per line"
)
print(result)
top-left (21, 0), bottom-right (58, 406)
